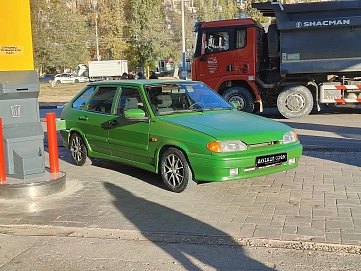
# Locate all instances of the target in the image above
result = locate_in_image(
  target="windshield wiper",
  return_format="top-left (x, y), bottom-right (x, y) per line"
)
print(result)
top-left (208, 107), bottom-right (233, 111)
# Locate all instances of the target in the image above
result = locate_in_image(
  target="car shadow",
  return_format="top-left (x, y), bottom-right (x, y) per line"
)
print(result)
top-left (103, 182), bottom-right (274, 270)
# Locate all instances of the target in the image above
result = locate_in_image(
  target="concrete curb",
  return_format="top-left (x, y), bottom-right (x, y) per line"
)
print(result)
top-left (1, 225), bottom-right (360, 255)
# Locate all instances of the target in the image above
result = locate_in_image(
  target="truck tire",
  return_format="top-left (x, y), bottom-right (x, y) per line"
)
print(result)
top-left (223, 87), bottom-right (254, 113)
top-left (268, 24), bottom-right (279, 58)
top-left (277, 85), bottom-right (313, 119)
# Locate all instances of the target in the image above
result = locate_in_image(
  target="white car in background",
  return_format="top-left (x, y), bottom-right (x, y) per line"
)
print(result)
top-left (54, 73), bottom-right (89, 84)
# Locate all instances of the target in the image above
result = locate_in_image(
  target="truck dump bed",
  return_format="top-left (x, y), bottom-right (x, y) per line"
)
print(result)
top-left (253, 1), bottom-right (361, 75)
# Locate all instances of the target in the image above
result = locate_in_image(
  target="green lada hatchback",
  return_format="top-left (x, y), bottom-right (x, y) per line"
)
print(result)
top-left (60, 80), bottom-right (302, 193)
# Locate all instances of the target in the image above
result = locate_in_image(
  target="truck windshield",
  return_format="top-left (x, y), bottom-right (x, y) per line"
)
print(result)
top-left (145, 82), bottom-right (232, 116)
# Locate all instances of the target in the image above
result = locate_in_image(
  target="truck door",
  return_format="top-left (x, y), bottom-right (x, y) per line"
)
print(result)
top-left (233, 27), bottom-right (256, 78)
top-left (194, 29), bottom-right (233, 90)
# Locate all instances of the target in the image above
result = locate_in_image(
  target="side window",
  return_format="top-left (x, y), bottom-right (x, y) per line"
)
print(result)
top-left (87, 86), bottom-right (118, 114)
top-left (116, 87), bottom-right (142, 115)
top-left (235, 29), bottom-right (247, 49)
top-left (205, 31), bottom-right (229, 54)
top-left (72, 86), bottom-right (96, 110)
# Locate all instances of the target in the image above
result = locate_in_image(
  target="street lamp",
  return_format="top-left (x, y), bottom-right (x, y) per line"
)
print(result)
top-left (181, 0), bottom-right (187, 80)
top-left (95, 13), bottom-right (100, 61)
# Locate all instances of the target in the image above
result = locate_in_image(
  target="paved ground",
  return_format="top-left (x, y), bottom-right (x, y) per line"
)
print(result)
top-left (1, 106), bottom-right (361, 256)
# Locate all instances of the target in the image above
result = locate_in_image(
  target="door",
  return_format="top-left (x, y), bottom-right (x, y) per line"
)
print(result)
top-left (233, 27), bottom-right (258, 78)
top-left (194, 28), bottom-right (234, 90)
top-left (107, 86), bottom-right (151, 164)
top-left (74, 85), bottom-right (118, 155)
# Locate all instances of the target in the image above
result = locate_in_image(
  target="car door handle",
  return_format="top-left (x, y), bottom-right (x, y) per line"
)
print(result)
top-left (109, 119), bottom-right (118, 126)
top-left (78, 116), bottom-right (88, 121)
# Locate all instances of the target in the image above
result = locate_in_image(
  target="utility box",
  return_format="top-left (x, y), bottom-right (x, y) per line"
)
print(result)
top-left (0, 70), bottom-right (45, 179)
top-left (254, 1), bottom-right (361, 75)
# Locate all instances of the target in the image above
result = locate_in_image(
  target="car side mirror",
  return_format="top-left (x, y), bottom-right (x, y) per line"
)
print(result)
top-left (124, 108), bottom-right (148, 121)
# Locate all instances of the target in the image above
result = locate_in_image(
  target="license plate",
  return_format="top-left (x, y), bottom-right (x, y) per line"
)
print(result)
top-left (256, 153), bottom-right (287, 167)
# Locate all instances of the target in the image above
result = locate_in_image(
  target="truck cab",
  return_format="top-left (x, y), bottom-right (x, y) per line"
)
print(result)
top-left (192, 19), bottom-right (266, 113)
top-left (193, 1), bottom-right (361, 119)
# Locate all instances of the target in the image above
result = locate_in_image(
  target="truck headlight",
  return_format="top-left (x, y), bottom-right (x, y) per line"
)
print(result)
top-left (207, 140), bottom-right (247, 153)
top-left (281, 130), bottom-right (298, 144)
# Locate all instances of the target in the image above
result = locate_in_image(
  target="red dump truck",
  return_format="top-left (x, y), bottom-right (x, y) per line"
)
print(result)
top-left (192, 1), bottom-right (361, 119)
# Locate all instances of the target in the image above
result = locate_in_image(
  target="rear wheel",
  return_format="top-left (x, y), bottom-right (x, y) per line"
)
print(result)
top-left (223, 87), bottom-right (254, 113)
top-left (267, 24), bottom-right (279, 58)
top-left (277, 85), bottom-right (313, 119)
top-left (160, 148), bottom-right (195, 193)
top-left (69, 133), bottom-right (92, 166)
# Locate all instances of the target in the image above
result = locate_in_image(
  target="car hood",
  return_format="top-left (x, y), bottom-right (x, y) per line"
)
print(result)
top-left (160, 111), bottom-right (292, 144)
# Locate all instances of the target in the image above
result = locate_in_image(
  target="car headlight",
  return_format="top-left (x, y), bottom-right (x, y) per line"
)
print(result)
top-left (207, 140), bottom-right (248, 153)
top-left (282, 130), bottom-right (298, 144)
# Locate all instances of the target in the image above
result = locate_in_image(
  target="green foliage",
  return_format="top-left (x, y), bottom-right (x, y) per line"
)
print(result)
top-left (94, 0), bottom-right (128, 60)
top-left (194, 0), bottom-right (241, 22)
top-left (31, 0), bottom-right (90, 73)
top-left (30, 0), bottom-right (274, 74)
top-left (242, 0), bottom-right (271, 23)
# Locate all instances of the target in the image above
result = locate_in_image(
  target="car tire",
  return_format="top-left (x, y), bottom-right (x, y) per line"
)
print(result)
top-left (223, 87), bottom-right (254, 113)
top-left (69, 132), bottom-right (92, 166)
top-left (277, 85), bottom-right (314, 119)
top-left (56, 80), bottom-right (61, 84)
top-left (160, 147), bottom-right (196, 193)
top-left (75, 79), bottom-right (79, 83)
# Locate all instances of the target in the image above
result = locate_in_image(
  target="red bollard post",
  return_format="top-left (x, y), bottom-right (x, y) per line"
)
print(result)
top-left (46, 113), bottom-right (59, 174)
top-left (0, 118), bottom-right (6, 183)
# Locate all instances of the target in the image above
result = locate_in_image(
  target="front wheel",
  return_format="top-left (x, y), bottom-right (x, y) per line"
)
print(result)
top-left (277, 85), bottom-right (313, 119)
top-left (223, 87), bottom-right (254, 113)
top-left (69, 133), bottom-right (92, 166)
top-left (160, 148), bottom-right (195, 193)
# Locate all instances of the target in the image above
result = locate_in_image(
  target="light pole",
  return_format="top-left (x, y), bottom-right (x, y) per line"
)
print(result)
top-left (95, 13), bottom-right (100, 61)
top-left (181, 0), bottom-right (187, 80)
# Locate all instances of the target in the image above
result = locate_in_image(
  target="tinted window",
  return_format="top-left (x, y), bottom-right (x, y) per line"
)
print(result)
top-left (87, 86), bottom-right (118, 114)
top-left (115, 87), bottom-right (143, 115)
top-left (72, 86), bottom-right (96, 110)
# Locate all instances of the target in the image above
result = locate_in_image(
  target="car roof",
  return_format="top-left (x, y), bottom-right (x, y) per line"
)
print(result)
top-left (87, 80), bottom-right (200, 86)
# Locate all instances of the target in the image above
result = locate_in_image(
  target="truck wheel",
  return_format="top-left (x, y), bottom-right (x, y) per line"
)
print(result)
top-left (223, 87), bottom-right (254, 113)
top-left (277, 85), bottom-right (313, 119)
top-left (268, 24), bottom-right (279, 58)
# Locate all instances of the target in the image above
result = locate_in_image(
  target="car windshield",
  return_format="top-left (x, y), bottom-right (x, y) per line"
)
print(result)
top-left (145, 82), bottom-right (232, 116)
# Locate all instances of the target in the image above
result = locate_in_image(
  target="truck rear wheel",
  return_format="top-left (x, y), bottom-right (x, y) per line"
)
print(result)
top-left (277, 85), bottom-right (313, 119)
top-left (223, 87), bottom-right (254, 113)
top-left (268, 24), bottom-right (279, 58)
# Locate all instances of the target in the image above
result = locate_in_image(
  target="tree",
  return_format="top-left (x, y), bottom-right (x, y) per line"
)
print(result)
top-left (123, 0), bottom-right (167, 71)
top-left (194, 0), bottom-right (241, 22)
top-left (30, 0), bottom-right (90, 74)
